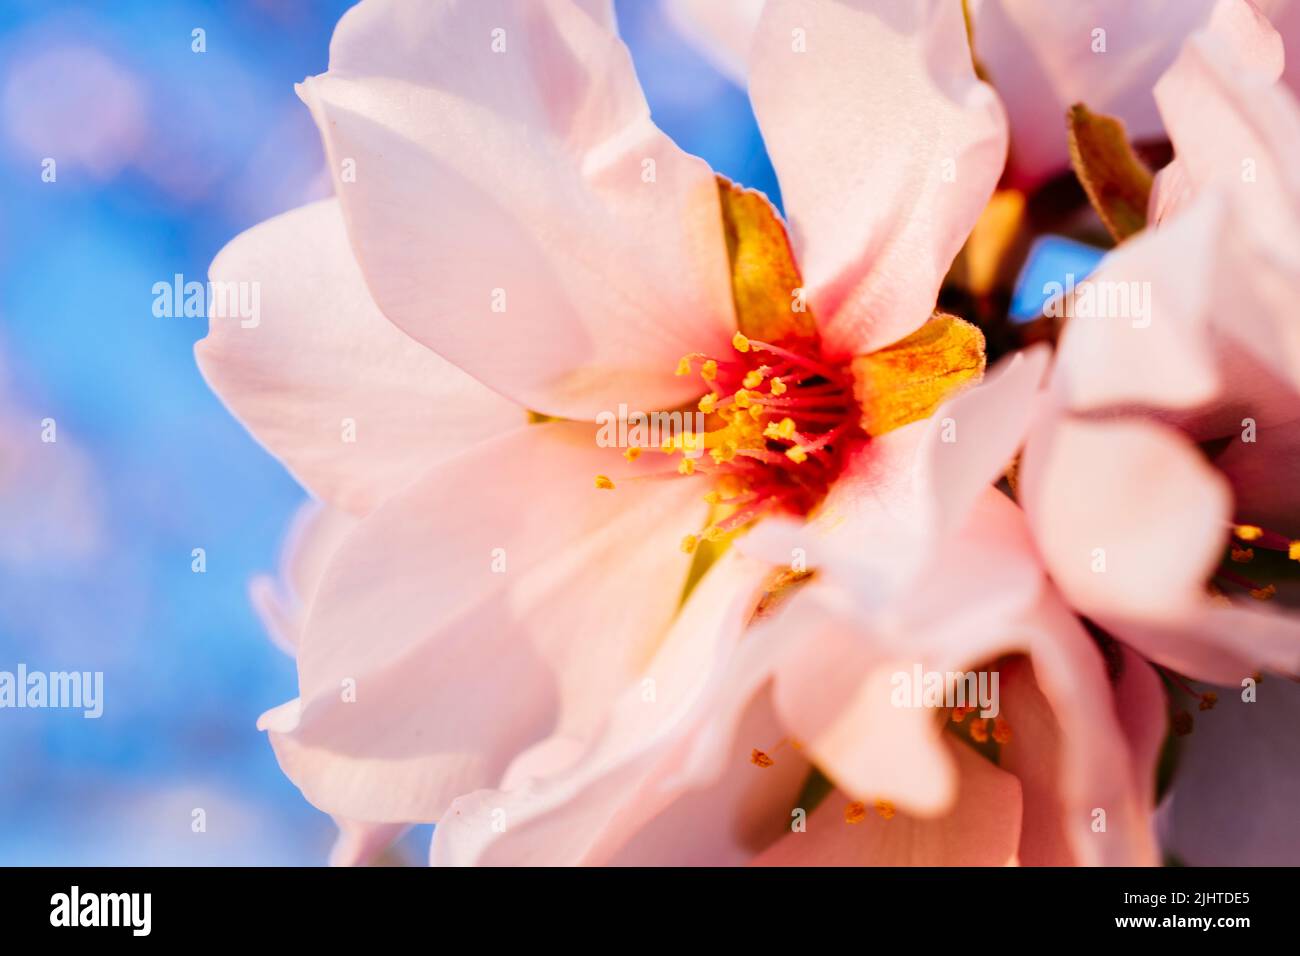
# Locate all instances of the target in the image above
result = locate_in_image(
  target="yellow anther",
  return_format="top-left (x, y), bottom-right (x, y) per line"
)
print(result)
top-left (703, 491), bottom-right (721, 505)
top-left (622, 447), bottom-right (642, 462)
top-left (844, 801), bottom-right (866, 825)
top-left (1251, 585), bottom-right (1277, 601)
top-left (710, 445), bottom-right (736, 464)
top-left (874, 800), bottom-right (896, 821)
top-left (763, 417), bottom-right (796, 440)
top-left (1290, 541), bottom-right (1300, 561)
top-left (732, 331), bottom-right (751, 353)
top-left (1230, 545), bottom-right (1254, 563)
top-left (677, 458), bottom-right (696, 476)
top-left (769, 376), bottom-right (787, 396)
top-left (680, 534), bottom-right (699, 554)
top-left (748, 404), bottom-right (765, 421)
top-left (733, 389), bottom-right (753, 409)
top-left (594, 475), bottom-right (615, 490)
top-left (698, 393), bottom-right (718, 414)
top-left (704, 525), bottom-right (726, 542)
top-left (675, 356), bottom-right (692, 376)
top-left (700, 359), bottom-right (718, 382)
top-left (786, 445), bottom-right (808, 464)
top-left (743, 368), bottom-right (766, 389)
top-left (1235, 524), bottom-right (1263, 541)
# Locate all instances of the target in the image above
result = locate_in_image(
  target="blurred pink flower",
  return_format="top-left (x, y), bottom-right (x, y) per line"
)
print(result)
top-left (1017, 0), bottom-right (1300, 683)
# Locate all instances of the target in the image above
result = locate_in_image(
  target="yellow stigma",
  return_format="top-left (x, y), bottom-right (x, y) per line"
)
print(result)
top-left (622, 447), bottom-right (642, 462)
top-left (732, 331), bottom-right (751, 353)
top-left (680, 534), bottom-right (699, 554)
top-left (1235, 524), bottom-right (1263, 541)
top-left (698, 393), bottom-right (718, 414)
top-left (769, 376), bottom-right (787, 396)
top-left (594, 475), bottom-right (615, 490)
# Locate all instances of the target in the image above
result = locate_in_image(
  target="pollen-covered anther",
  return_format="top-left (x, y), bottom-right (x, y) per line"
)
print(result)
top-left (732, 332), bottom-right (751, 353)
top-left (1230, 545), bottom-right (1254, 563)
top-left (844, 801), bottom-right (867, 825)
top-left (1198, 691), bottom-right (1218, 712)
top-left (750, 748), bottom-right (774, 768)
top-left (594, 475), bottom-right (615, 490)
top-left (1235, 524), bottom-right (1264, 541)
top-left (969, 718), bottom-right (990, 743)
top-left (1291, 541), bottom-right (1300, 562)
top-left (992, 717), bottom-right (1012, 744)
top-left (680, 534), bottom-right (699, 555)
top-left (874, 800), bottom-right (896, 821)
top-left (623, 447), bottom-right (641, 462)
top-left (1250, 584), bottom-right (1277, 601)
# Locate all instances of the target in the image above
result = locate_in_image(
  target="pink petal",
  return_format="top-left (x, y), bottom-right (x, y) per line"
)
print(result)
top-left (1020, 416), bottom-right (1232, 622)
top-left (974, 0), bottom-right (1220, 186)
top-left (1155, 0), bottom-right (1297, 233)
top-left (1214, 416), bottom-right (1300, 529)
top-left (752, 739), bottom-right (1022, 866)
top-left (1048, 196), bottom-right (1224, 417)
top-left (748, 0), bottom-right (1007, 357)
top-left (430, 550), bottom-right (778, 866)
top-left (664, 0), bottom-right (763, 85)
top-left (298, 0), bottom-right (735, 419)
top-left (250, 501), bottom-right (359, 655)
top-left (1099, 603), bottom-right (1300, 684)
top-left (264, 422), bottom-right (708, 823)
top-left (998, 614), bottom-right (1163, 866)
top-left (765, 490), bottom-right (1045, 815)
top-left (196, 199), bottom-right (521, 516)
top-left (328, 819), bottom-right (408, 867)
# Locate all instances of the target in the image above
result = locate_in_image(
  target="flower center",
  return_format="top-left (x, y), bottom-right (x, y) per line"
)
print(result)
top-left (670, 332), bottom-right (863, 552)
top-left (596, 331), bottom-right (864, 552)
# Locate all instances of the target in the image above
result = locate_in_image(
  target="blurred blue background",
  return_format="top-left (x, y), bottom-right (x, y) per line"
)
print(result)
top-left (0, 0), bottom-right (777, 864)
